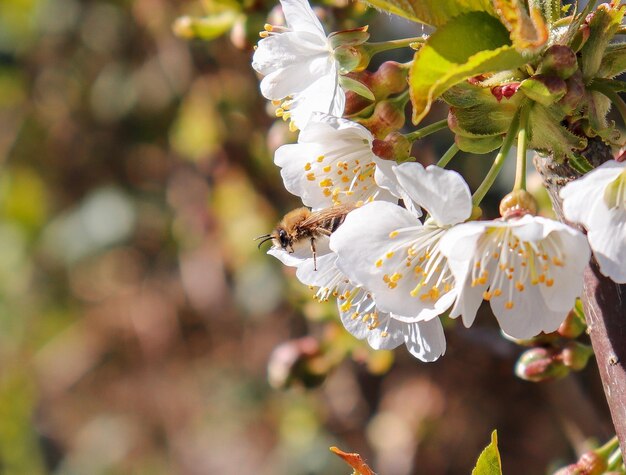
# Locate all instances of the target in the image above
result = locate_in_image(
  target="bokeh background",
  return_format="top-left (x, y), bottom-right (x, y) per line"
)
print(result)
top-left (0, 0), bottom-right (616, 473)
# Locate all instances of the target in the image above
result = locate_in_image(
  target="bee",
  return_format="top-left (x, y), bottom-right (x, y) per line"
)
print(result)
top-left (255, 203), bottom-right (356, 270)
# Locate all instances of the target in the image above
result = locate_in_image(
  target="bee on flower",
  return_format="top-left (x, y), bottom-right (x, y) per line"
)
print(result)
top-left (330, 162), bottom-right (473, 322)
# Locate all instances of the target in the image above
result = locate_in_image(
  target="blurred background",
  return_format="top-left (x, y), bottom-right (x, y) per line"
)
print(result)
top-left (0, 0), bottom-right (616, 473)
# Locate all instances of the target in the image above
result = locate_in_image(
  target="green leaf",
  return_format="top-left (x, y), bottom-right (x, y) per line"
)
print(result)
top-left (492, 0), bottom-right (548, 51)
top-left (409, 12), bottom-right (528, 125)
top-left (580, 3), bottom-right (625, 82)
top-left (472, 430), bottom-right (503, 475)
top-left (455, 134), bottom-right (503, 153)
top-left (339, 76), bottom-right (376, 102)
top-left (362, 0), bottom-right (494, 27)
top-left (529, 0), bottom-right (561, 26)
top-left (526, 103), bottom-right (587, 159)
top-left (598, 43), bottom-right (626, 79)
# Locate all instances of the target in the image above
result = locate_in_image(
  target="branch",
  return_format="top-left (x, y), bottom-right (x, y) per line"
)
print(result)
top-left (533, 142), bottom-right (626, 456)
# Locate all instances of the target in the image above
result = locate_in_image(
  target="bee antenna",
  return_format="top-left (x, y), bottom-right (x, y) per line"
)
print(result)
top-left (254, 234), bottom-right (273, 250)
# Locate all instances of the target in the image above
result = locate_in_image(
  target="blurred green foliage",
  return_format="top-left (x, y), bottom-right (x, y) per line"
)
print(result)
top-left (0, 0), bottom-right (616, 473)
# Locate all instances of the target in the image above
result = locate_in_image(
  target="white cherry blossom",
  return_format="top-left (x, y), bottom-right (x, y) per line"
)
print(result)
top-left (440, 214), bottom-right (590, 339)
top-left (252, 0), bottom-right (345, 130)
top-left (272, 243), bottom-right (447, 361)
top-left (274, 113), bottom-right (396, 209)
top-left (560, 160), bottom-right (626, 283)
top-left (330, 163), bottom-right (473, 321)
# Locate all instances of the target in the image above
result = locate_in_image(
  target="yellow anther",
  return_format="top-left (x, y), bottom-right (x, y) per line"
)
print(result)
top-left (275, 108), bottom-right (284, 117)
top-left (389, 230), bottom-right (399, 238)
top-left (259, 31), bottom-right (269, 38)
top-left (323, 188), bottom-right (331, 197)
top-left (546, 278), bottom-right (554, 287)
top-left (304, 162), bottom-right (312, 171)
top-left (538, 274), bottom-right (546, 283)
top-left (375, 259), bottom-right (383, 268)
top-left (383, 274), bottom-right (390, 283)
top-left (319, 178), bottom-right (333, 187)
top-left (317, 155), bottom-right (324, 162)
top-left (505, 301), bottom-right (514, 309)
top-left (306, 172), bottom-right (315, 181)
top-left (493, 289), bottom-right (502, 297)
top-left (381, 331), bottom-right (389, 337)
top-left (483, 290), bottom-right (492, 301)
top-left (385, 251), bottom-right (395, 259)
top-left (515, 281), bottom-right (525, 292)
top-left (341, 176), bottom-right (349, 183)
top-left (323, 165), bottom-right (331, 172)
top-left (390, 272), bottom-right (402, 282)
top-left (387, 282), bottom-right (397, 289)
top-left (264, 23), bottom-right (273, 31)
top-left (288, 121), bottom-right (298, 132)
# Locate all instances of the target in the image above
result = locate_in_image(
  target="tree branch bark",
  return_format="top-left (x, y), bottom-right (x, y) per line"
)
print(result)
top-left (534, 142), bottom-right (626, 456)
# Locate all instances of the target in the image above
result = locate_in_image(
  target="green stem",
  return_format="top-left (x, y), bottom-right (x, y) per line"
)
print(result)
top-left (472, 110), bottom-right (521, 207)
top-left (365, 37), bottom-right (426, 55)
top-left (389, 88), bottom-right (410, 106)
top-left (405, 119), bottom-right (448, 142)
top-left (513, 106), bottom-right (529, 191)
top-left (606, 447), bottom-right (623, 471)
top-left (436, 144), bottom-right (459, 168)
top-left (597, 435), bottom-right (621, 459)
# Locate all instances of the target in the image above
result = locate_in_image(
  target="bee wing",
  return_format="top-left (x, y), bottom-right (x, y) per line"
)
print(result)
top-left (300, 203), bottom-right (356, 233)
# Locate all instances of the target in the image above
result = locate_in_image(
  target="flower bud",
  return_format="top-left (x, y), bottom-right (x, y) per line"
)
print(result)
top-left (557, 70), bottom-right (585, 115)
top-left (344, 90), bottom-right (375, 117)
top-left (358, 99), bottom-right (406, 139)
top-left (519, 74), bottom-right (568, 106)
top-left (499, 190), bottom-right (538, 218)
top-left (575, 451), bottom-right (607, 475)
top-left (372, 132), bottom-right (411, 161)
top-left (371, 61), bottom-right (408, 98)
top-left (560, 341), bottom-right (594, 371)
top-left (537, 45), bottom-right (578, 79)
top-left (553, 464), bottom-right (584, 475)
top-left (515, 347), bottom-right (570, 382)
top-left (557, 308), bottom-right (586, 339)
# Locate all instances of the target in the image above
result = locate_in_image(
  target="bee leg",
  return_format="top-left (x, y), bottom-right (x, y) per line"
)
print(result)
top-left (288, 244), bottom-right (295, 254)
top-left (310, 237), bottom-right (317, 271)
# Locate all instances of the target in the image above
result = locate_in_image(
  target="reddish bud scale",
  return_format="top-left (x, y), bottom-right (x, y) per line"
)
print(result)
top-left (492, 82), bottom-right (520, 102)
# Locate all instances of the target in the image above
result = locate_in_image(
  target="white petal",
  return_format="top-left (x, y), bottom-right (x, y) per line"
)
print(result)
top-left (587, 208), bottom-right (626, 283)
top-left (560, 160), bottom-right (625, 226)
top-left (374, 158), bottom-right (422, 218)
top-left (289, 70), bottom-right (345, 129)
top-left (280, 0), bottom-right (327, 37)
top-left (490, 284), bottom-right (566, 339)
top-left (331, 201), bottom-right (453, 320)
top-left (394, 162), bottom-right (472, 226)
top-left (257, 44), bottom-right (333, 100)
top-left (402, 317), bottom-right (446, 362)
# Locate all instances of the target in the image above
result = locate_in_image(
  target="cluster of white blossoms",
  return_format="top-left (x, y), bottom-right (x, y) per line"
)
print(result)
top-left (253, 0), bottom-right (626, 361)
